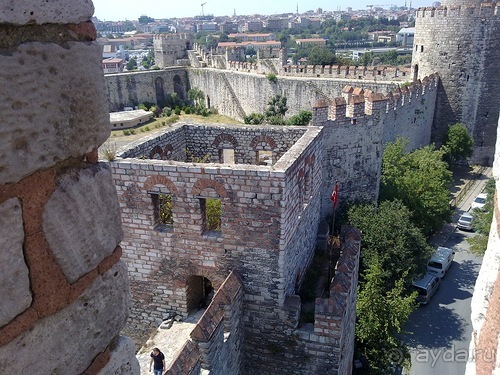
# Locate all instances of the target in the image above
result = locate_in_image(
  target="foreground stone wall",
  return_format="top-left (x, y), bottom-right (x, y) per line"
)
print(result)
top-left (0, 1), bottom-right (138, 374)
top-left (466, 115), bottom-right (500, 375)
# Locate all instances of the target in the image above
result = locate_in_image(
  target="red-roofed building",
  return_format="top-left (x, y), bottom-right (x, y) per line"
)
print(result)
top-left (102, 58), bottom-right (125, 74)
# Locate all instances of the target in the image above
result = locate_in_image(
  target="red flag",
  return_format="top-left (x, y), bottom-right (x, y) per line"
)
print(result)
top-left (330, 182), bottom-right (338, 208)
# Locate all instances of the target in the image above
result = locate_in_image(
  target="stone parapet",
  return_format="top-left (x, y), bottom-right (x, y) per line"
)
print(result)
top-left (0, 1), bottom-right (137, 373)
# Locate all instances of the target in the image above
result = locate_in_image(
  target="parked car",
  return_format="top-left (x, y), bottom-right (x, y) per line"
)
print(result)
top-left (426, 246), bottom-right (455, 278)
top-left (412, 273), bottom-right (441, 305)
top-left (471, 193), bottom-right (488, 211)
top-left (457, 212), bottom-right (474, 231)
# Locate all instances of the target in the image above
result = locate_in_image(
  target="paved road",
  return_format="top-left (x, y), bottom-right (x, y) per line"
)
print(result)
top-left (403, 229), bottom-right (482, 375)
top-left (401, 169), bottom-right (491, 375)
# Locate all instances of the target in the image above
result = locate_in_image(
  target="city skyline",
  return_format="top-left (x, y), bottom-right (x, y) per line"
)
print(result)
top-left (91, 0), bottom-right (433, 21)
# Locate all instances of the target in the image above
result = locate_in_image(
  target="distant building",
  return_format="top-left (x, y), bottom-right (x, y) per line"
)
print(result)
top-left (219, 22), bottom-right (238, 34)
top-left (295, 38), bottom-right (327, 48)
top-left (266, 18), bottom-right (287, 31)
top-left (396, 27), bottom-right (415, 48)
top-left (368, 30), bottom-right (396, 43)
top-left (228, 33), bottom-right (276, 42)
top-left (240, 20), bottom-right (264, 32)
top-left (102, 57), bottom-right (125, 74)
top-left (217, 40), bottom-right (282, 59)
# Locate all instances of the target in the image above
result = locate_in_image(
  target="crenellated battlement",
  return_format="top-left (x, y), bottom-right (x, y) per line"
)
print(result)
top-left (153, 33), bottom-right (192, 41)
top-left (312, 74), bottom-right (438, 125)
top-left (416, 2), bottom-right (499, 18)
top-left (280, 64), bottom-right (411, 81)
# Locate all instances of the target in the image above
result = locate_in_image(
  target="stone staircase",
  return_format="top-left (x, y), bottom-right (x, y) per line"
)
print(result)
top-left (220, 73), bottom-right (246, 119)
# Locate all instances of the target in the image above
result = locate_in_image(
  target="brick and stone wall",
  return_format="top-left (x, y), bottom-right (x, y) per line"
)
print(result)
top-left (0, 1), bottom-right (138, 374)
top-left (312, 76), bottom-right (438, 217)
top-left (166, 271), bottom-right (245, 375)
top-left (120, 123), bottom-right (307, 165)
top-left (242, 226), bottom-right (361, 375)
top-left (412, 2), bottom-right (500, 165)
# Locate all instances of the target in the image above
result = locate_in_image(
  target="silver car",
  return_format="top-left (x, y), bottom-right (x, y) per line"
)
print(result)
top-left (457, 212), bottom-right (474, 231)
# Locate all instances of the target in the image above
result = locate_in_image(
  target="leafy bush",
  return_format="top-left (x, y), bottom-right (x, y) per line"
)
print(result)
top-left (138, 104), bottom-right (148, 111)
top-left (287, 110), bottom-right (312, 125)
top-left (174, 107), bottom-right (181, 115)
top-left (267, 115), bottom-right (286, 125)
top-left (184, 106), bottom-right (192, 114)
top-left (441, 123), bottom-right (474, 163)
top-left (122, 130), bottom-right (131, 136)
top-left (267, 73), bottom-right (277, 83)
top-left (244, 113), bottom-right (265, 125)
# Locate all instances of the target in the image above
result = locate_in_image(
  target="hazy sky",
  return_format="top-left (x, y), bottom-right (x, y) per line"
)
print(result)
top-left (91, 0), bottom-right (433, 21)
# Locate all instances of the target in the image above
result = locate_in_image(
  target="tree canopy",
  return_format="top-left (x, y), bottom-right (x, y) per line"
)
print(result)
top-left (442, 123), bottom-right (474, 163)
top-left (348, 200), bottom-right (432, 289)
top-left (356, 260), bottom-right (416, 375)
top-left (380, 138), bottom-right (452, 235)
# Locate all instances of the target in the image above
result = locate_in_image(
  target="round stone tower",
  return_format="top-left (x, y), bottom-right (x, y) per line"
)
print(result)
top-left (411, 0), bottom-right (500, 165)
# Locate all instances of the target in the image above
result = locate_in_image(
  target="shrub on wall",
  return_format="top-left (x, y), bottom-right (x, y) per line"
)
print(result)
top-left (244, 113), bottom-right (265, 125)
top-left (266, 73), bottom-right (277, 83)
top-left (287, 110), bottom-right (312, 126)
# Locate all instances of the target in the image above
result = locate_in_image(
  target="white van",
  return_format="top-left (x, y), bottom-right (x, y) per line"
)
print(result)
top-left (412, 273), bottom-right (441, 305)
top-left (427, 246), bottom-right (455, 278)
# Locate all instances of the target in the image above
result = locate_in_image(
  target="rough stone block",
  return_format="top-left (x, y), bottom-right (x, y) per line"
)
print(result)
top-left (0, 261), bottom-right (130, 375)
top-left (0, 0), bottom-right (94, 25)
top-left (0, 42), bottom-right (110, 184)
top-left (0, 198), bottom-right (32, 326)
top-left (43, 164), bottom-right (123, 283)
top-left (97, 336), bottom-right (140, 375)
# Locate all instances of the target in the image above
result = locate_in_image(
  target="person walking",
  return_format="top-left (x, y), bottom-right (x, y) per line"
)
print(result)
top-left (149, 347), bottom-right (166, 375)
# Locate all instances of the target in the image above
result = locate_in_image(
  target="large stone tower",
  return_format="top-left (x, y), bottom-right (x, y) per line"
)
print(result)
top-left (411, 0), bottom-right (500, 165)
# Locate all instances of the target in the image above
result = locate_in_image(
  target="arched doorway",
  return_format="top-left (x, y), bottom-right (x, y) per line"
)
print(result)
top-left (173, 74), bottom-right (184, 100)
top-left (413, 64), bottom-right (419, 82)
top-left (155, 77), bottom-right (165, 107)
top-left (186, 275), bottom-right (214, 314)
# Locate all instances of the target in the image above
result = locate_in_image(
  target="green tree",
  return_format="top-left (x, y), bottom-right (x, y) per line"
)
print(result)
top-left (380, 138), bottom-right (452, 235)
top-left (188, 88), bottom-right (205, 109)
top-left (307, 46), bottom-right (337, 66)
top-left (265, 94), bottom-right (288, 118)
top-left (442, 123), bottom-right (474, 164)
top-left (287, 110), bottom-right (312, 125)
top-left (244, 113), bottom-right (265, 125)
top-left (356, 261), bottom-right (416, 375)
top-left (126, 57), bottom-right (137, 71)
top-left (348, 200), bottom-right (432, 288)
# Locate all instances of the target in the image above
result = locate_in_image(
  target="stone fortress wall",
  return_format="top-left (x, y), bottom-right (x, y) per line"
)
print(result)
top-left (104, 68), bottom-right (401, 122)
top-left (313, 76), bottom-right (438, 217)
top-left (0, 1), bottom-right (138, 374)
top-left (411, 1), bottom-right (500, 164)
